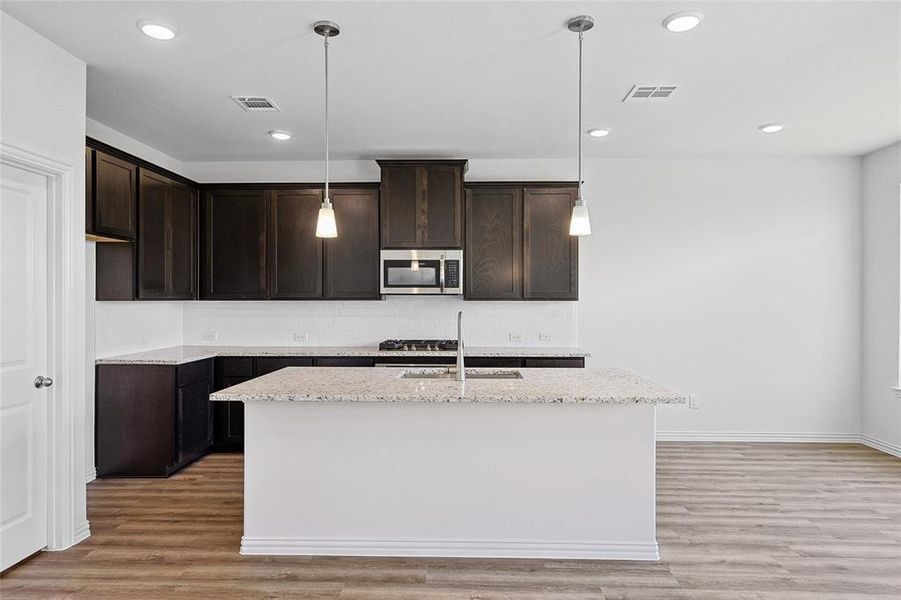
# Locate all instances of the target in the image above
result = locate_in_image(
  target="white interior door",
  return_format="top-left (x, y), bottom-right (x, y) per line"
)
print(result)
top-left (0, 162), bottom-right (49, 571)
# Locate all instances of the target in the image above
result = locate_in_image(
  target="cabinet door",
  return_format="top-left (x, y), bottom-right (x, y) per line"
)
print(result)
top-left (169, 182), bottom-right (197, 299)
top-left (94, 150), bottom-right (137, 239)
top-left (85, 147), bottom-right (94, 234)
top-left (268, 189), bottom-right (323, 299)
top-left (465, 187), bottom-right (522, 299)
top-left (255, 357), bottom-right (314, 375)
top-left (325, 188), bottom-right (380, 299)
top-left (379, 166), bottom-right (419, 248)
top-left (202, 190), bottom-right (267, 299)
top-left (422, 164), bottom-right (462, 247)
top-left (137, 170), bottom-right (169, 298)
top-left (176, 379), bottom-right (212, 465)
top-left (523, 187), bottom-right (579, 300)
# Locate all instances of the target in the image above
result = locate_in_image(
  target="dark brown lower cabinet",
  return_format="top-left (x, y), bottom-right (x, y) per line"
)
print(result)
top-left (96, 359), bottom-right (213, 477)
top-left (212, 356), bottom-right (314, 451)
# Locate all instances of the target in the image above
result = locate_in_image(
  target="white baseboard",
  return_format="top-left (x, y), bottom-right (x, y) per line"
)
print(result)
top-left (656, 431), bottom-right (859, 443)
top-left (860, 435), bottom-right (901, 458)
top-left (657, 431), bottom-right (901, 458)
top-left (72, 521), bottom-right (91, 546)
top-left (240, 537), bottom-right (660, 561)
top-left (85, 467), bottom-right (96, 484)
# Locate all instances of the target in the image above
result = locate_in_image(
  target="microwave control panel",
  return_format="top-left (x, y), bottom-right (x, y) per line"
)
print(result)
top-left (445, 260), bottom-right (460, 288)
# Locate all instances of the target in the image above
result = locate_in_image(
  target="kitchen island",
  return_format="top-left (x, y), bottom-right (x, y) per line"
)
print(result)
top-left (210, 367), bottom-right (684, 560)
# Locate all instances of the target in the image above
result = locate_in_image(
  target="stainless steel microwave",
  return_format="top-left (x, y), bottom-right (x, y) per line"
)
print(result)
top-left (380, 249), bottom-right (463, 295)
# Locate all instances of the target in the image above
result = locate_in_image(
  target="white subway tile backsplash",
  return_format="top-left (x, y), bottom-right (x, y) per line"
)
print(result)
top-left (181, 296), bottom-right (577, 347)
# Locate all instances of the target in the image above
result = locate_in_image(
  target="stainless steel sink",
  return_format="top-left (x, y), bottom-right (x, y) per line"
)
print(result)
top-left (401, 369), bottom-right (523, 380)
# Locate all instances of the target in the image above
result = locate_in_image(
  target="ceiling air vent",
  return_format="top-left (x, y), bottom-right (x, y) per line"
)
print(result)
top-left (230, 96), bottom-right (280, 112)
top-left (622, 85), bottom-right (677, 102)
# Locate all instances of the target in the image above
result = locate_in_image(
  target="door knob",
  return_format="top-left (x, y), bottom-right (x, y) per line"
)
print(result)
top-left (34, 376), bottom-right (53, 388)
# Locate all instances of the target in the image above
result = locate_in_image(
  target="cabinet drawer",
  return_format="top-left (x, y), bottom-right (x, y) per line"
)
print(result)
top-left (466, 357), bottom-right (523, 368)
top-left (314, 357), bottom-right (374, 367)
top-left (255, 357), bottom-right (313, 375)
top-left (523, 358), bottom-right (584, 368)
top-left (177, 359), bottom-right (213, 387)
top-left (217, 357), bottom-right (254, 378)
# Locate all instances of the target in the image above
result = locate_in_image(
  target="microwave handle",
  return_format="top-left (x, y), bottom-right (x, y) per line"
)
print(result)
top-left (439, 254), bottom-right (445, 293)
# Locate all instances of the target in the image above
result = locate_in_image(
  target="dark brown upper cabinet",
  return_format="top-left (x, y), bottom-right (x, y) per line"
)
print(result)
top-left (325, 187), bottom-right (380, 299)
top-left (137, 170), bottom-right (197, 300)
top-left (267, 189), bottom-right (323, 299)
top-left (93, 149), bottom-right (137, 239)
top-left (85, 147), bottom-right (94, 235)
top-left (378, 160), bottom-right (465, 249)
top-left (523, 187), bottom-right (579, 300)
top-left (465, 186), bottom-right (523, 300)
top-left (201, 189), bottom-right (267, 300)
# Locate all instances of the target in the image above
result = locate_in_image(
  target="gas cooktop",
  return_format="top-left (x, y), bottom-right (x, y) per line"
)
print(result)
top-left (378, 339), bottom-right (458, 352)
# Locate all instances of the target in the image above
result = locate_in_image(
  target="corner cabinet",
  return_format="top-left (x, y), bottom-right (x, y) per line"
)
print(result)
top-left (378, 160), bottom-right (465, 248)
top-left (96, 360), bottom-right (213, 477)
top-left (465, 183), bottom-right (578, 301)
top-left (201, 189), bottom-right (268, 300)
top-left (138, 170), bottom-right (197, 300)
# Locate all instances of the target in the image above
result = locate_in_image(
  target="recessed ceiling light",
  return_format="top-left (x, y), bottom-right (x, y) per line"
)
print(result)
top-left (269, 130), bottom-right (293, 141)
top-left (758, 123), bottom-right (784, 134)
top-left (587, 128), bottom-right (611, 138)
top-left (138, 20), bottom-right (177, 40)
top-left (662, 11), bottom-right (703, 33)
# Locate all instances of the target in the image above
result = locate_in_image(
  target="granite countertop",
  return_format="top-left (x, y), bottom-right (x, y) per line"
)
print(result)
top-left (209, 366), bottom-right (685, 405)
top-left (95, 345), bottom-right (590, 365)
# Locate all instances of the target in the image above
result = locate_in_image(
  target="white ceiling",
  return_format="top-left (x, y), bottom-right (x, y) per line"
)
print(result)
top-left (3, 1), bottom-right (899, 161)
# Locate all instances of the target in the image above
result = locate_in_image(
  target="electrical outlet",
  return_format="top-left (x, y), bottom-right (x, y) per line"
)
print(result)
top-left (688, 395), bottom-right (700, 409)
top-left (140, 337), bottom-right (150, 347)
top-left (202, 331), bottom-right (218, 342)
top-left (538, 332), bottom-right (553, 342)
top-left (508, 333), bottom-right (523, 343)
top-left (293, 332), bottom-right (309, 342)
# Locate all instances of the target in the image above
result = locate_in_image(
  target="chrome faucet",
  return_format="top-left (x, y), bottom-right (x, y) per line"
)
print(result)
top-left (456, 310), bottom-right (465, 381)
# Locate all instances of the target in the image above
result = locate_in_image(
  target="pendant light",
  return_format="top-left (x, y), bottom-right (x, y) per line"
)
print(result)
top-left (567, 15), bottom-right (593, 237)
top-left (314, 20), bottom-right (339, 238)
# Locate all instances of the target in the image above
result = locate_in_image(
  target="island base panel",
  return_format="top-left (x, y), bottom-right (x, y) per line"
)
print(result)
top-left (241, 402), bottom-right (658, 560)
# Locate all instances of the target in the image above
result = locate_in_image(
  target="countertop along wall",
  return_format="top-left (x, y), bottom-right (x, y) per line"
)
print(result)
top-left (862, 142), bottom-right (901, 454)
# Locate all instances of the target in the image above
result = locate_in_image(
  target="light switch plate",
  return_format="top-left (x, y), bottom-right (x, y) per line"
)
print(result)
top-left (688, 395), bottom-right (700, 409)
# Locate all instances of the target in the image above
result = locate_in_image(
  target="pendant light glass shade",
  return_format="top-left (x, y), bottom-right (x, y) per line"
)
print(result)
top-left (569, 198), bottom-right (591, 236)
top-left (316, 201), bottom-right (337, 238)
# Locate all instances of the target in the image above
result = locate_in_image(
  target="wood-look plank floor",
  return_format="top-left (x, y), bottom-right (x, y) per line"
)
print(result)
top-left (2, 443), bottom-right (899, 599)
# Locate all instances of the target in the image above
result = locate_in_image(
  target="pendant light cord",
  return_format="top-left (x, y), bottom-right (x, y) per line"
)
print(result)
top-left (324, 31), bottom-right (330, 204)
top-left (577, 28), bottom-right (583, 201)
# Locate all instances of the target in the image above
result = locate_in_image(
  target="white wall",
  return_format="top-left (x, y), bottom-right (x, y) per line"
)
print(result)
top-left (861, 142), bottom-right (901, 451)
top-left (87, 118), bottom-right (186, 177)
top-left (0, 11), bottom-right (88, 541)
top-left (576, 158), bottom-right (862, 437)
